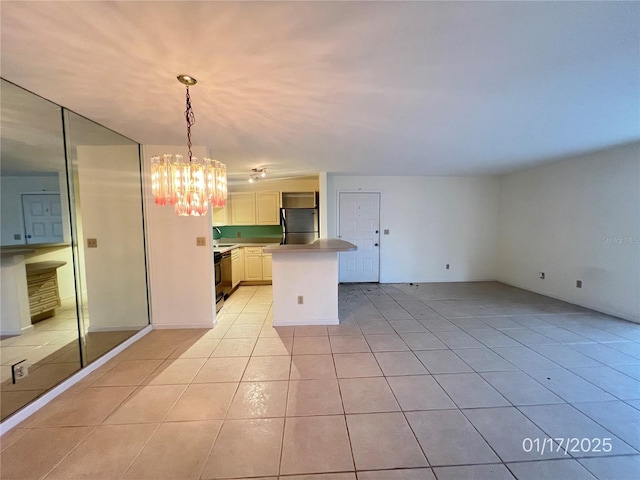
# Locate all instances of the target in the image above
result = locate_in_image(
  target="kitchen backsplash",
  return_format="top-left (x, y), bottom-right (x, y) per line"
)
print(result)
top-left (214, 225), bottom-right (283, 240)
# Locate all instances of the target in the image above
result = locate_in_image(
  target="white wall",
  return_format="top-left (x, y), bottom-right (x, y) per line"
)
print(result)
top-left (496, 142), bottom-right (640, 322)
top-left (327, 175), bottom-right (500, 283)
top-left (0, 175), bottom-right (68, 245)
top-left (76, 145), bottom-right (149, 331)
top-left (143, 145), bottom-right (216, 329)
top-left (271, 252), bottom-right (339, 326)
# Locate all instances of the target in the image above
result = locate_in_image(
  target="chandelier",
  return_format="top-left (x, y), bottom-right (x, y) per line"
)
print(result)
top-left (150, 75), bottom-right (227, 216)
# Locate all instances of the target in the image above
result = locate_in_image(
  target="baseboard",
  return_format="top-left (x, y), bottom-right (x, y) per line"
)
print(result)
top-left (496, 279), bottom-right (639, 324)
top-left (0, 324), bottom-right (152, 435)
top-left (0, 329), bottom-right (22, 337)
top-left (152, 322), bottom-right (215, 330)
top-left (272, 317), bottom-right (339, 326)
top-left (87, 325), bottom-right (146, 333)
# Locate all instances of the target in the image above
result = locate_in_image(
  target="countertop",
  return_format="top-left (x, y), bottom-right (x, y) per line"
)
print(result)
top-left (263, 238), bottom-right (357, 254)
top-left (25, 261), bottom-right (67, 273)
top-left (212, 242), bottom-right (278, 254)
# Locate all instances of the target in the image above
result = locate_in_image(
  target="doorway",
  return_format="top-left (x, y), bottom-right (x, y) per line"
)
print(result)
top-left (338, 192), bottom-right (380, 282)
top-left (22, 193), bottom-right (64, 244)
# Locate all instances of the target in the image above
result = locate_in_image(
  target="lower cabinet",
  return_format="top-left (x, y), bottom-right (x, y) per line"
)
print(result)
top-left (244, 250), bottom-right (263, 281)
top-left (242, 246), bottom-right (272, 283)
top-left (262, 253), bottom-right (272, 280)
top-left (26, 261), bottom-right (66, 322)
top-left (231, 248), bottom-right (243, 288)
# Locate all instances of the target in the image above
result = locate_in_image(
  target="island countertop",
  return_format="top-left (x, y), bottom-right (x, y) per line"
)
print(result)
top-left (263, 238), bottom-right (357, 254)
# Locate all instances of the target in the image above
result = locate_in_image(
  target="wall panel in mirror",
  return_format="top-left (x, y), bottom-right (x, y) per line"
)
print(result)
top-left (64, 110), bottom-right (150, 365)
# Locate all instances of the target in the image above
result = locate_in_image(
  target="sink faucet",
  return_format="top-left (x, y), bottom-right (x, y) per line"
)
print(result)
top-left (214, 227), bottom-right (221, 235)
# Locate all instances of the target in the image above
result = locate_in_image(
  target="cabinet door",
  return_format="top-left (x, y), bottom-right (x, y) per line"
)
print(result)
top-left (231, 255), bottom-right (240, 288)
top-left (238, 248), bottom-right (245, 282)
top-left (256, 191), bottom-right (280, 225)
top-left (230, 192), bottom-right (256, 225)
top-left (212, 206), bottom-right (228, 226)
top-left (244, 254), bottom-right (263, 281)
top-left (262, 253), bottom-right (272, 280)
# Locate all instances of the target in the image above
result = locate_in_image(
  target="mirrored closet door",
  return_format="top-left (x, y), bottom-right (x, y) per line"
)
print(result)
top-left (0, 79), bottom-right (150, 421)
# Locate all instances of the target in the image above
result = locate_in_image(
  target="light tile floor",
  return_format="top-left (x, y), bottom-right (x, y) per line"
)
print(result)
top-left (1, 300), bottom-right (142, 421)
top-left (1, 282), bottom-right (639, 479)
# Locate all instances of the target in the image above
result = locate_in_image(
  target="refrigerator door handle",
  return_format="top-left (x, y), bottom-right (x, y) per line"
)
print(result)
top-left (280, 208), bottom-right (286, 244)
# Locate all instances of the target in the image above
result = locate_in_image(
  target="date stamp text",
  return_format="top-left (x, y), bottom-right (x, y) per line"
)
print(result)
top-left (522, 437), bottom-right (612, 455)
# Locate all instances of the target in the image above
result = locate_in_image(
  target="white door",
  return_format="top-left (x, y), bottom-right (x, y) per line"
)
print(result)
top-left (338, 192), bottom-right (380, 282)
top-left (22, 193), bottom-right (64, 244)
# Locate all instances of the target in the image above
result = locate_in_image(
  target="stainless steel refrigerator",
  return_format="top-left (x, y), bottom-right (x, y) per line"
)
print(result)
top-left (281, 208), bottom-right (319, 244)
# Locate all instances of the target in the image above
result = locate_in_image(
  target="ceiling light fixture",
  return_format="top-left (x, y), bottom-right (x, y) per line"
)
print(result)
top-left (150, 75), bottom-right (227, 216)
top-left (248, 168), bottom-right (267, 183)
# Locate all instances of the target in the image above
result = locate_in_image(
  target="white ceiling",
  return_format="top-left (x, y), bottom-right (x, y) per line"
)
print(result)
top-left (1, 1), bottom-right (638, 180)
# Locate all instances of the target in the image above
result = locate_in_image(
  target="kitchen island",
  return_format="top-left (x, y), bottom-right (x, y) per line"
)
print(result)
top-left (263, 239), bottom-right (356, 326)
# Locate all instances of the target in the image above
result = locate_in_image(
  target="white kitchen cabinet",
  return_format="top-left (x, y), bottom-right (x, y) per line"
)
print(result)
top-left (229, 192), bottom-right (256, 225)
top-left (256, 191), bottom-right (280, 225)
top-left (262, 253), bottom-right (272, 280)
top-left (244, 246), bottom-right (263, 281)
top-left (227, 191), bottom-right (280, 226)
top-left (231, 248), bottom-right (242, 288)
top-left (211, 205), bottom-right (228, 226)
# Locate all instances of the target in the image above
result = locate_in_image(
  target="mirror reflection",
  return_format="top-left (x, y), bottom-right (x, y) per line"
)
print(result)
top-left (0, 79), bottom-right (149, 421)
top-left (64, 109), bottom-right (150, 365)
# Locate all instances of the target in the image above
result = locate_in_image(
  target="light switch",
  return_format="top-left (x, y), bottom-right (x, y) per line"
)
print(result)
top-left (196, 237), bottom-right (206, 247)
top-left (383, 229), bottom-right (389, 235)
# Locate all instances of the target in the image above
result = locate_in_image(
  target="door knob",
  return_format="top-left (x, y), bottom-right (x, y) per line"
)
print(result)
top-left (374, 243), bottom-right (379, 247)
top-left (375, 230), bottom-right (379, 234)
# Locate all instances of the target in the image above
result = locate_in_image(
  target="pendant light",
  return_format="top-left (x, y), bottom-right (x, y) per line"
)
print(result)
top-left (150, 75), bottom-right (227, 216)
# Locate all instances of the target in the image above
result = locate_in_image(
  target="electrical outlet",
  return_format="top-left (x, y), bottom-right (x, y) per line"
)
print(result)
top-left (87, 238), bottom-right (98, 248)
top-left (12, 360), bottom-right (28, 383)
top-left (196, 236), bottom-right (206, 247)
top-left (14, 233), bottom-right (21, 240)
top-left (576, 280), bottom-right (582, 288)
top-left (383, 229), bottom-right (389, 235)
top-left (540, 272), bottom-right (545, 279)
top-left (297, 295), bottom-right (304, 304)
top-left (446, 264), bottom-right (450, 270)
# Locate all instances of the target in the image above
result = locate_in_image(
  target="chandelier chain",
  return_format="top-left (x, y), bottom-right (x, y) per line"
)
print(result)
top-left (185, 86), bottom-right (196, 162)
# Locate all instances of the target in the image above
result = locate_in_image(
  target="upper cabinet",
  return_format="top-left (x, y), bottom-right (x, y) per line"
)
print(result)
top-left (256, 191), bottom-right (280, 225)
top-left (229, 191), bottom-right (280, 225)
top-left (229, 192), bottom-right (255, 225)
top-left (211, 205), bottom-right (228, 227)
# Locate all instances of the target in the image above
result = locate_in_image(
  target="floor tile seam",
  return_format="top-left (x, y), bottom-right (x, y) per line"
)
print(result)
top-left (476, 371), bottom-right (568, 406)
top-left (413, 348), bottom-right (471, 375)
top-left (507, 367), bottom-right (596, 406)
top-left (622, 399), bottom-right (640, 411)
top-left (191, 416), bottom-right (225, 480)
top-left (490, 343), bottom-right (568, 371)
top-left (430, 371), bottom-right (513, 410)
top-left (450, 349), bottom-right (521, 373)
top-left (519, 366), bottom-right (619, 403)
top-left (277, 357), bottom-right (293, 477)
top-left (455, 404), bottom-right (529, 465)
top-left (510, 403), bottom-right (640, 459)
top-left (564, 366), bottom-right (640, 401)
top-left (36, 423), bottom-right (98, 480)
top-left (565, 400), bottom-right (640, 448)
top-left (331, 360), bottom-right (358, 475)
